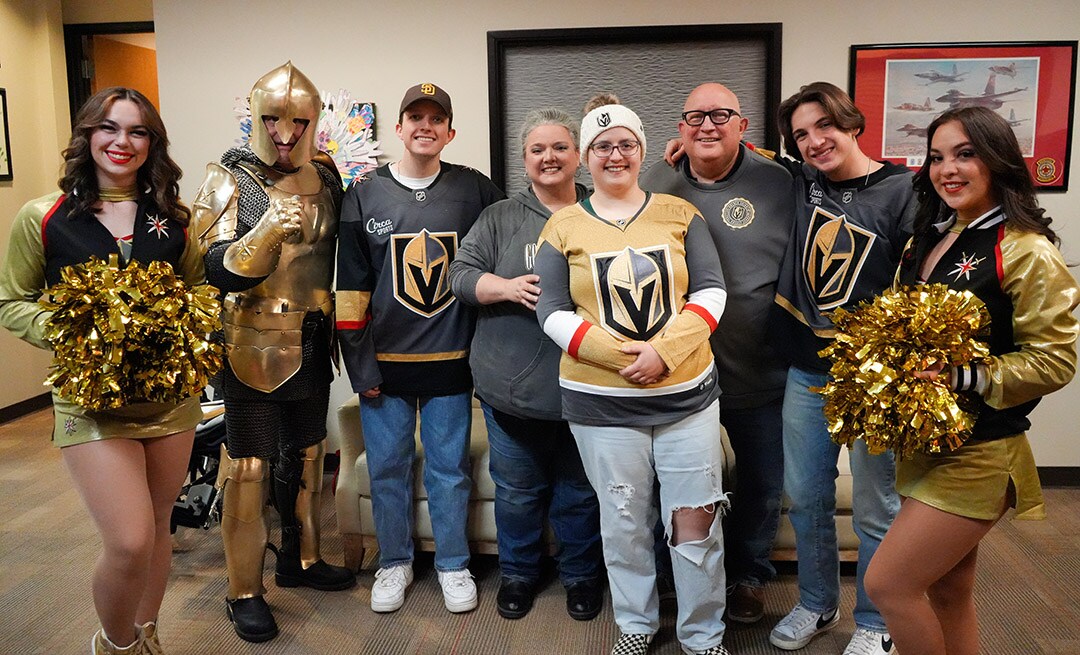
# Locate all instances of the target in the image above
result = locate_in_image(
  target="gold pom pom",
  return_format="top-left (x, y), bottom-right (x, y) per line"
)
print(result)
top-left (41, 254), bottom-right (224, 410)
top-left (816, 284), bottom-right (990, 460)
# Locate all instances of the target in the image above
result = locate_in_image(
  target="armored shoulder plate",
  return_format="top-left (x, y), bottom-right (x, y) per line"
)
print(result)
top-left (190, 162), bottom-right (240, 252)
top-left (312, 151), bottom-right (343, 190)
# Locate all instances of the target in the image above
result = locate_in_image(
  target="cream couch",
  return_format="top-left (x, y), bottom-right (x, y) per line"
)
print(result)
top-left (334, 395), bottom-right (857, 572)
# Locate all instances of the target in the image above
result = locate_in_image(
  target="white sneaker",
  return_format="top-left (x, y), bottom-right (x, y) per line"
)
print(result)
top-left (370, 564), bottom-right (413, 612)
top-left (769, 603), bottom-right (840, 650)
top-left (437, 569), bottom-right (478, 613)
top-left (843, 628), bottom-right (895, 655)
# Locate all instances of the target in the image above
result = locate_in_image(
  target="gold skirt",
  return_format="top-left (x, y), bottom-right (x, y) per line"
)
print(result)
top-left (896, 433), bottom-right (1045, 521)
top-left (51, 391), bottom-right (203, 448)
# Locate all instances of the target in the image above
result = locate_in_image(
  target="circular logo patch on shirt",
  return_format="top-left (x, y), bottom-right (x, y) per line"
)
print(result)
top-left (722, 197), bottom-right (755, 229)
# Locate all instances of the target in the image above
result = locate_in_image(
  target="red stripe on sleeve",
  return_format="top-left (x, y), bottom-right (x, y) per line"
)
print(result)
top-left (336, 312), bottom-right (371, 331)
top-left (40, 195), bottom-right (67, 249)
top-left (568, 321), bottom-right (591, 360)
top-left (685, 303), bottom-right (718, 332)
top-left (995, 224), bottom-right (1005, 283)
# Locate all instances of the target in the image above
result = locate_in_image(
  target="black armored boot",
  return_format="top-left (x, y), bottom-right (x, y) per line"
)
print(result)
top-left (217, 446), bottom-right (279, 642)
top-left (273, 442), bottom-right (357, 591)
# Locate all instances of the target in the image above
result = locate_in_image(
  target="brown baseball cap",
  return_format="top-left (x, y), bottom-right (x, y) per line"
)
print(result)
top-left (398, 83), bottom-right (453, 118)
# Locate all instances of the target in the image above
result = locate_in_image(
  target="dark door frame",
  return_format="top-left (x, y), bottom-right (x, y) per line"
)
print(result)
top-left (63, 21), bottom-right (154, 125)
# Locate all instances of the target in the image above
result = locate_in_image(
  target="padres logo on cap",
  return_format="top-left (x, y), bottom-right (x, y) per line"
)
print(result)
top-left (420, 83), bottom-right (436, 95)
top-left (722, 198), bottom-right (755, 229)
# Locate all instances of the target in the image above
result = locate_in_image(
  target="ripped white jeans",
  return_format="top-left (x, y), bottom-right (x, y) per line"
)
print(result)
top-left (570, 399), bottom-right (730, 652)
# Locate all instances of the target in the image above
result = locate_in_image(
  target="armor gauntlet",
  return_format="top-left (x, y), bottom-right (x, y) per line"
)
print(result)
top-left (223, 196), bottom-right (303, 278)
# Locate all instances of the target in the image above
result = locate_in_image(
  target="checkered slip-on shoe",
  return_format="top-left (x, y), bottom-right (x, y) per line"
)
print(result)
top-left (681, 644), bottom-right (732, 655)
top-left (611, 633), bottom-right (654, 655)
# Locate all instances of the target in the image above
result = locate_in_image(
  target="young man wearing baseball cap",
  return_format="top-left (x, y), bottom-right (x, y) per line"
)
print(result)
top-left (336, 83), bottom-right (504, 614)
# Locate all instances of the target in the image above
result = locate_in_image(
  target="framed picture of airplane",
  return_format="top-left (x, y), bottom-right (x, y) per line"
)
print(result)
top-left (849, 41), bottom-right (1077, 191)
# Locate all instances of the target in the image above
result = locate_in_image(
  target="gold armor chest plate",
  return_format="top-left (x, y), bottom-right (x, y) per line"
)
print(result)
top-left (224, 163), bottom-right (338, 392)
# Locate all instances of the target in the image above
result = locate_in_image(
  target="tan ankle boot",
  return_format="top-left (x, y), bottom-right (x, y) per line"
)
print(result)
top-left (138, 621), bottom-right (164, 655)
top-left (91, 629), bottom-right (142, 655)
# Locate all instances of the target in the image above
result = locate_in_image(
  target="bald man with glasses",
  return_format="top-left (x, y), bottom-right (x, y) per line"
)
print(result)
top-left (641, 82), bottom-right (795, 625)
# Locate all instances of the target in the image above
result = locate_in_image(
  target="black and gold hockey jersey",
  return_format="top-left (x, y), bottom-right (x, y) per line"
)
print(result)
top-left (336, 162), bottom-right (503, 396)
top-left (773, 160), bottom-right (917, 371)
top-left (534, 193), bottom-right (726, 427)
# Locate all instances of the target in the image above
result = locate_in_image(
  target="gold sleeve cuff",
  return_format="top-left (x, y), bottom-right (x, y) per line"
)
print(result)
top-left (985, 230), bottom-right (1079, 409)
top-left (577, 325), bottom-right (636, 372)
top-left (651, 311), bottom-right (712, 372)
top-left (335, 289), bottom-right (371, 325)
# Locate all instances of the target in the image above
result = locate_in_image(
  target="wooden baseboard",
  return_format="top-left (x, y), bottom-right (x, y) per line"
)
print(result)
top-left (1038, 467), bottom-right (1080, 487)
top-left (0, 393), bottom-right (51, 425)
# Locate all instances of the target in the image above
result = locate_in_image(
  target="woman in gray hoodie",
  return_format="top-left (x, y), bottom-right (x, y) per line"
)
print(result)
top-left (449, 108), bottom-right (603, 622)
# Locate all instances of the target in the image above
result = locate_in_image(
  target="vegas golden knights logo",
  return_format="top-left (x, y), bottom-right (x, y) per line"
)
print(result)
top-left (803, 207), bottom-right (875, 310)
top-left (392, 229), bottom-right (458, 317)
top-left (593, 246), bottom-right (674, 341)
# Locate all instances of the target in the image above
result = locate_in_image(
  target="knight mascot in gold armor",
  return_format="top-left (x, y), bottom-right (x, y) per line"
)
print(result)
top-left (191, 62), bottom-right (355, 642)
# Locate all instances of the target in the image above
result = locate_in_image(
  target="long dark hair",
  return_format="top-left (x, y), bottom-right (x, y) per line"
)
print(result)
top-left (58, 87), bottom-right (191, 226)
top-left (912, 106), bottom-right (1056, 245)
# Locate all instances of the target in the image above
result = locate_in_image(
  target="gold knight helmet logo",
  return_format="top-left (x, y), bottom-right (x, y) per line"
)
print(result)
top-left (594, 246), bottom-right (673, 341)
top-left (803, 206), bottom-right (875, 310)
top-left (392, 229), bottom-right (458, 317)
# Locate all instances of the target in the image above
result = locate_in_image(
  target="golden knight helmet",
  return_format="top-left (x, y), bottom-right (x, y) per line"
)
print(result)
top-left (248, 61), bottom-right (321, 168)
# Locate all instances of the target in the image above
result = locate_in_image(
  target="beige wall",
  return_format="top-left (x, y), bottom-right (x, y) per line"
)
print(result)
top-left (0, 0), bottom-right (74, 409)
top-left (1, 0), bottom-right (1076, 465)
top-left (61, 0), bottom-right (152, 24)
top-left (153, 0), bottom-right (1080, 466)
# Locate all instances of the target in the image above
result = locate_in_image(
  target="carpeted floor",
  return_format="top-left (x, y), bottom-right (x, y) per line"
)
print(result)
top-left (1, 407), bottom-right (1078, 654)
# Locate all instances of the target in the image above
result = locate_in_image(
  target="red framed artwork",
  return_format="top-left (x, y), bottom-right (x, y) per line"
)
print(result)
top-left (849, 41), bottom-right (1077, 191)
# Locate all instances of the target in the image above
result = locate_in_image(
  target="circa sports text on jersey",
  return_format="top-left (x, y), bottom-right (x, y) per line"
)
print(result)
top-left (391, 228), bottom-right (458, 318)
top-left (802, 206), bottom-right (876, 311)
top-left (591, 244), bottom-right (675, 342)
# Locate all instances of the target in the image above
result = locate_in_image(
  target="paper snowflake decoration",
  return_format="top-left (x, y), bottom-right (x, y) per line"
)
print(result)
top-left (235, 88), bottom-right (382, 188)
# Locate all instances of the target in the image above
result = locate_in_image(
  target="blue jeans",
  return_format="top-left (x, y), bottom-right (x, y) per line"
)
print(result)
top-left (783, 366), bottom-right (899, 631)
top-left (722, 399), bottom-right (784, 588)
top-left (482, 402), bottom-right (602, 586)
top-left (359, 392), bottom-right (472, 572)
top-left (572, 400), bottom-right (729, 652)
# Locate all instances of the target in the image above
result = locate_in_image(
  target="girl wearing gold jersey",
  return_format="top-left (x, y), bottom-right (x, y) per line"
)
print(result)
top-left (534, 95), bottom-right (732, 655)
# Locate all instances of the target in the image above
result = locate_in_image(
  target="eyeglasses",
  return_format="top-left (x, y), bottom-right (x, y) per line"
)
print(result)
top-left (589, 140), bottom-right (641, 158)
top-left (681, 108), bottom-right (741, 127)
